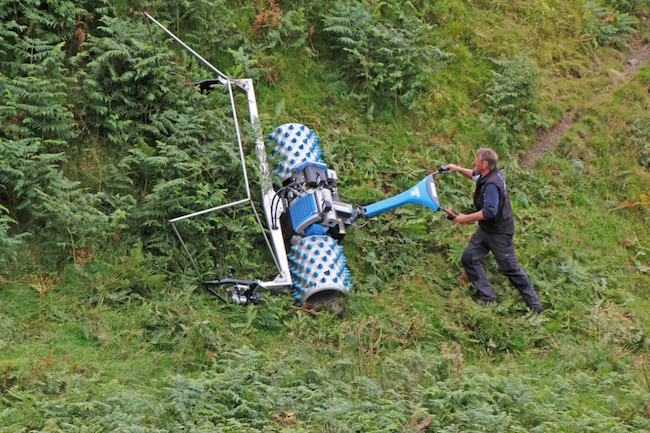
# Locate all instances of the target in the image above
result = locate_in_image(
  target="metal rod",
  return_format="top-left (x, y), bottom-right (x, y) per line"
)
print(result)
top-left (242, 79), bottom-right (274, 197)
top-left (144, 14), bottom-right (290, 289)
top-left (171, 222), bottom-right (203, 279)
top-left (226, 78), bottom-right (252, 200)
top-left (248, 196), bottom-right (281, 273)
top-left (226, 79), bottom-right (281, 273)
top-left (144, 15), bottom-right (159, 68)
top-left (143, 12), bottom-right (228, 81)
top-left (169, 198), bottom-right (249, 223)
top-left (241, 79), bottom-right (291, 284)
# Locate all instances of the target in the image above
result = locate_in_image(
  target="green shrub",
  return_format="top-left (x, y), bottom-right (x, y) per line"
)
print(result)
top-left (480, 56), bottom-right (547, 148)
top-left (583, 1), bottom-right (638, 47)
top-left (603, 0), bottom-right (650, 14)
top-left (0, 205), bottom-right (22, 269)
top-left (625, 115), bottom-right (650, 168)
top-left (322, 0), bottom-right (449, 108)
top-left (0, 1), bottom-right (112, 258)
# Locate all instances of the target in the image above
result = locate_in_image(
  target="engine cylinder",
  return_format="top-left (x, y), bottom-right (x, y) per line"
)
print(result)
top-left (268, 123), bottom-right (352, 305)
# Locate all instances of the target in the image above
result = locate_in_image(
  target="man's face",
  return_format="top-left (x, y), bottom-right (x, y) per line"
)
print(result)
top-left (473, 154), bottom-right (488, 173)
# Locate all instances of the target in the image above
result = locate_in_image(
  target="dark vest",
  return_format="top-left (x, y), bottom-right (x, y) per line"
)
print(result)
top-left (473, 167), bottom-right (514, 235)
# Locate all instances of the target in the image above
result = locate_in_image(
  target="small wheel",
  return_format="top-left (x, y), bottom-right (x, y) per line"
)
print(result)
top-left (303, 290), bottom-right (345, 315)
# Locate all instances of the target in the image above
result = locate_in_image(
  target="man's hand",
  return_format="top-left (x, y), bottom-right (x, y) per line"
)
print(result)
top-left (452, 213), bottom-right (470, 224)
top-left (452, 210), bottom-right (484, 224)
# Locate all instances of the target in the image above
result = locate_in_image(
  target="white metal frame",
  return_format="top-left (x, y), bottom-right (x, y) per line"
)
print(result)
top-left (144, 13), bottom-right (291, 290)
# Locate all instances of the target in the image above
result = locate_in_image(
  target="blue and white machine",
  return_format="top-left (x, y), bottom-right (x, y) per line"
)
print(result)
top-left (145, 14), bottom-right (454, 308)
top-left (265, 123), bottom-right (454, 306)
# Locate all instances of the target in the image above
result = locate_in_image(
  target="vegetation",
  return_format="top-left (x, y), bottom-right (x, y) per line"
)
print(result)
top-left (1, 0), bottom-right (649, 431)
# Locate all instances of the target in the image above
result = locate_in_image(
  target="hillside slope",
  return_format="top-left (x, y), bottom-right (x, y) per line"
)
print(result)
top-left (1, 1), bottom-right (649, 431)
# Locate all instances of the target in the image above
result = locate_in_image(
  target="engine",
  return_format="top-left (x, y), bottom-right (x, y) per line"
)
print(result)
top-left (267, 123), bottom-right (358, 305)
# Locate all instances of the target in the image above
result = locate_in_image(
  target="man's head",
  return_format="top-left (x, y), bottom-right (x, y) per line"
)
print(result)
top-left (473, 148), bottom-right (498, 174)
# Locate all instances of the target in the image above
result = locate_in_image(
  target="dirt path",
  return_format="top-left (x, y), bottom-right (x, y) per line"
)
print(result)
top-left (520, 40), bottom-right (650, 168)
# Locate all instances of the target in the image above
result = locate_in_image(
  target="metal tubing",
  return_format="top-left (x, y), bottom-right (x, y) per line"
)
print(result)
top-left (171, 222), bottom-right (203, 279)
top-left (143, 12), bottom-right (228, 81)
top-left (226, 79), bottom-right (253, 201)
top-left (225, 78), bottom-right (281, 272)
top-left (144, 14), bottom-right (292, 291)
top-left (169, 198), bottom-right (249, 223)
top-left (239, 79), bottom-right (291, 287)
top-left (248, 195), bottom-right (281, 272)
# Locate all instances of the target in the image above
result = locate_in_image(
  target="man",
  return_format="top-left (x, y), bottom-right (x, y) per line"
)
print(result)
top-left (445, 148), bottom-right (543, 313)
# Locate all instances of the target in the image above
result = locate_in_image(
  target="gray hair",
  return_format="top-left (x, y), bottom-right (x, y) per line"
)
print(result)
top-left (476, 148), bottom-right (498, 170)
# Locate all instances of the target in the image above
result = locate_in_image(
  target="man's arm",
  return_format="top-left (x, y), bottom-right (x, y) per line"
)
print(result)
top-left (453, 184), bottom-right (499, 225)
top-left (444, 163), bottom-right (474, 180)
top-left (453, 210), bottom-right (484, 224)
top-left (480, 184), bottom-right (499, 220)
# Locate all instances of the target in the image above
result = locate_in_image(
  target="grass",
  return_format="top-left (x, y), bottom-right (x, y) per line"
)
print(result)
top-left (1, 1), bottom-right (650, 431)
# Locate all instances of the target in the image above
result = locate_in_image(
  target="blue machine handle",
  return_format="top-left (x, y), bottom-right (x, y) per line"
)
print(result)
top-left (363, 174), bottom-right (440, 217)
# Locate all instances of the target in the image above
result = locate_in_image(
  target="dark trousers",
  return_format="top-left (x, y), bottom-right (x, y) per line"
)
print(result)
top-left (461, 227), bottom-right (541, 309)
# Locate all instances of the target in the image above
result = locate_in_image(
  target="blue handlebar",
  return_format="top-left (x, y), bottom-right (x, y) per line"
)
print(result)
top-left (363, 174), bottom-right (440, 218)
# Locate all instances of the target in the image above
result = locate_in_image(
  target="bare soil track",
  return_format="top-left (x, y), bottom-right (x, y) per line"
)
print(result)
top-left (521, 40), bottom-right (650, 168)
